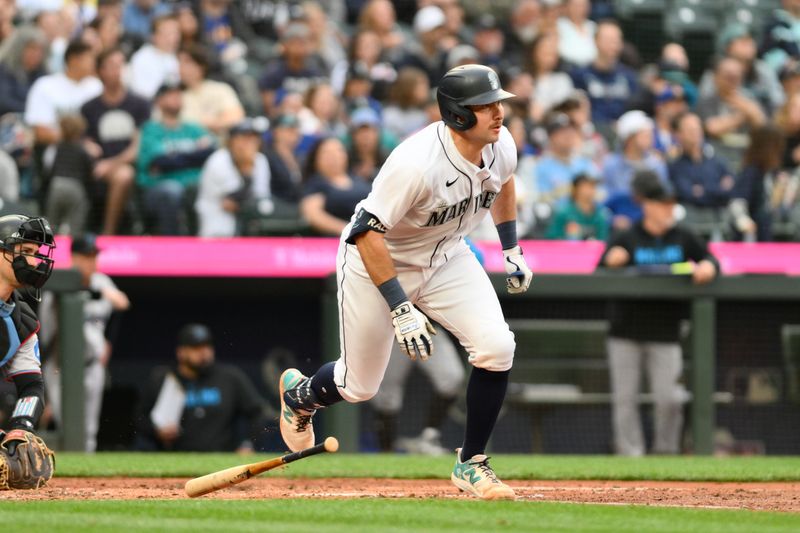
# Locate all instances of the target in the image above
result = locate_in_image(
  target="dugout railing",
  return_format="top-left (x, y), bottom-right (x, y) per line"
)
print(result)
top-left (322, 272), bottom-right (800, 454)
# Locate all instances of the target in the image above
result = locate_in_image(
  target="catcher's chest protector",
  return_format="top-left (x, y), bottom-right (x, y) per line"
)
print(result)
top-left (0, 293), bottom-right (38, 368)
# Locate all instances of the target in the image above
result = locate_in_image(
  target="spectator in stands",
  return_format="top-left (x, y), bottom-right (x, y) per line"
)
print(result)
top-left (526, 32), bottom-right (575, 122)
top-left (340, 62), bottom-right (383, 117)
top-left (552, 89), bottom-right (608, 167)
top-left (731, 125), bottom-right (785, 242)
top-left (86, 14), bottom-right (125, 57)
top-left (382, 66), bottom-right (431, 141)
top-left (24, 39), bottom-right (101, 173)
top-left (535, 112), bottom-right (597, 208)
top-left (652, 85), bottom-right (687, 159)
top-left (258, 21), bottom-right (327, 118)
top-left (345, 106), bottom-right (393, 183)
top-left (701, 24), bottom-right (784, 116)
top-left (40, 233), bottom-right (131, 452)
top-left (357, 0), bottom-right (407, 65)
top-left (302, 0), bottom-right (347, 73)
top-left (599, 170), bottom-right (719, 456)
top-left (35, 8), bottom-right (70, 75)
top-left (545, 173), bottom-right (609, 241)
top-left (471, 14), bottom-right (506, 71)
top-left (135, 323), bottom-right (266, 452)
top-left (137, 82), bottom-right (215, 235)
top-left (658, 47), bottom-right (698, 108)
top-left (298, 82), bottom-right (345, 139)
top-left (178, 44), bottom-right (245, 137)
top-left (668, 112), bottom-right (735, 233)
top-left (44, 114), bottom-right (94, 235)
top-left (197, 0), bottom-right (260, 73)
top-left (81, 48), bottom-right (151, 235)
top-left (504, 0), bottom-right (543, 65)
top-left (570, 19), bottom-right (638, 127)
top-left (331, 28), bottom-right (395, 102)
top-left (0, 26), bottom-right (48, 117)
top-left (602, 110), bottom-right (668, 230)
top-left (129, 13), bottom-right (181, 100)
top-left (299, 136), bottom-right (370, 236)
top-left (557, 0), bottom-right (596, 68)
top-left (697, 56), bottom-right (766, 170)
top-left (263, 113), bottom-right (304, 203)
top-left (775, 91), bottom-right (800, 169)
top-left (195, 117), bottom-right (271, 237)
top-left (760, 0), bottom-right (800, 74)
top-left (122, 0), bottom-right (171, 41)
top-left (399, 5), bottom-right (448, 86)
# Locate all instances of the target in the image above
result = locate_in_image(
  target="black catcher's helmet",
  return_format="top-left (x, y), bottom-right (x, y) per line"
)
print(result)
top-left (437, 65), bottom-right (516, 131)
top-left (0, 215), bottom-right (56, 290)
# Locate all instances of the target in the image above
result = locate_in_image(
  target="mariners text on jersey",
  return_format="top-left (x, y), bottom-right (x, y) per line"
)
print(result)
top-left (348, 121), bottom-right (517, 267)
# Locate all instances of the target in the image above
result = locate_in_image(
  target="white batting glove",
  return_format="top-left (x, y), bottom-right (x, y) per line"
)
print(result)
top-left (391, 301), bottom-right (437, 361)
top-left (503, 245), bottom-right (533, 294)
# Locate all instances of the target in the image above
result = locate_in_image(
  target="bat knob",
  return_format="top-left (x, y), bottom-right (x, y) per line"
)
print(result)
top-left (324, 436), bottom-right (339, 453)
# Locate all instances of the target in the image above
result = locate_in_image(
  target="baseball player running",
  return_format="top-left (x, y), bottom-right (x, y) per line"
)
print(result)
top-left (279, 65), bottom-right (532, 500)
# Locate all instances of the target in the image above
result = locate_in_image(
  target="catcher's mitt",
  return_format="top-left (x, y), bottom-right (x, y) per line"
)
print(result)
top-left (0, 430), bottom-right (55, 490)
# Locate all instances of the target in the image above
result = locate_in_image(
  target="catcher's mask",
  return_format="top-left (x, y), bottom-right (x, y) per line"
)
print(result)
top-left (0, 215), bottom-right (56, 291)
top-left (436, 64), bottom-right (515, 131)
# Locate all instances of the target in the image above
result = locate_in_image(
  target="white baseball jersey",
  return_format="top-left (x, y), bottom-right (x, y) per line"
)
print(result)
top-left (348, 121), bottom-right (517, 268)
top-left (332, 121), bottom-right (518, 402)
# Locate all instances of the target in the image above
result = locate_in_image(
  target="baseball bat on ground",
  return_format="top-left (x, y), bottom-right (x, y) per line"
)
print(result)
top-left (185, 436), bottom-right (339, 497)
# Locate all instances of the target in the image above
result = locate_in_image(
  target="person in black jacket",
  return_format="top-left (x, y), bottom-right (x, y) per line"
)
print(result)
top-left (598, 170), bottom-right (719, 456)
top-left (135, 323), bottom-right (266, 452)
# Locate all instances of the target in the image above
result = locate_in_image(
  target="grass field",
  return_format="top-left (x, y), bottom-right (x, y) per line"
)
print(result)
top-left (2, 453), bottom-right (800, 533)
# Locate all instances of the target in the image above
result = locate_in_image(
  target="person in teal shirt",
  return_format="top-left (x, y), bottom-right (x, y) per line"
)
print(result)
top-left (137, 82), bottom-right (215, 234)
top-left (546, 173), bottom-right (610, 240)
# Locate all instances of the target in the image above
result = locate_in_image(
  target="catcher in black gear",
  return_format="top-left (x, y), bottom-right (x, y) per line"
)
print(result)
top-left (0, 215), bottom-right (56, 490)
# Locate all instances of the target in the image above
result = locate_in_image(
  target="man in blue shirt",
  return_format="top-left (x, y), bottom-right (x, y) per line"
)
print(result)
top-left (536, 112), bottom-right (598, 207)
top-left (570, 19), bottom-right (638, 127)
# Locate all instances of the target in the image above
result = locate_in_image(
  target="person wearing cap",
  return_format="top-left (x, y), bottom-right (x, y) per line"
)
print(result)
top-left (472, 14), bottom-right (506, 70)
top-left (81, 48), bottom-right (151, 235)
top-left (396, 5), bottom-right (448, 86)
top-left (569, 19), bottom-right (638, 126)
top-left (601, 110), bottom-right (669, 228)
top-left (598, 170), bottom-right (719, 456)
top-left (195, 117), bottom-right (272, 237)
top-left (652, 85), bottom-right (687, 159)
top-left (135, 323), bottom-right (267, 452)
top-left (699, 23), bottom-right (783, 116)
top-left (535, 111), bottom-right (598, 207)
top-left (552, 89), bottom-right (609, 166)
top-left (345, 107), bottom-right (395, 182)
top-left (39, 233), bottom-right (130, 452)
top-left (258, 20), bottom-right (327, 118)
top-left (263, 113), bottom-right (304, 203)
top-left (697, 56), bottom-right (766, 170)
top-left (545, 173), bottom-right (609, 240)
top-left (129, 12), bottom-right (181, 100)
top-left (137, 81), bottom-right (215, 235)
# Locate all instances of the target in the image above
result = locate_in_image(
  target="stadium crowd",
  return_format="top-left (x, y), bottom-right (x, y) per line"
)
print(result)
top-left (0, 0), bottom-right (798, 243)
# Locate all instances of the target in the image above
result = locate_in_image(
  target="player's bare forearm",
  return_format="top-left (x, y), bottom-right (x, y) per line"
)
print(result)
top-left (490, 177), bottom-right (517, 225)
top-left (354, 230), bottom-right (398, 287)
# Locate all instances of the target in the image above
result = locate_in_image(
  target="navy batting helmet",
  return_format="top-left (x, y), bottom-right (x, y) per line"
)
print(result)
top-left (0, 214), bottom-right (56, 290)
top-left (437, 65), bottom-right (515, 131)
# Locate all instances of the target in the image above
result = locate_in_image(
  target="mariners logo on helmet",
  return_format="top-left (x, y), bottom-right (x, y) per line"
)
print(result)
top-left (437, 65), bottom-right (515, 132)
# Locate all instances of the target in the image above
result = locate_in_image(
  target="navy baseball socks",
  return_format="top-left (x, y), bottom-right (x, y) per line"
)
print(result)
top-left (279, 362), bottom-right (343, 452)
top-left (451, 367), bottom-right (515, 499)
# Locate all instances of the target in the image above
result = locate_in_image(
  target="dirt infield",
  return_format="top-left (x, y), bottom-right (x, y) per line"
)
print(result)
top-left (2, 478), bottom-right (799, 511)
